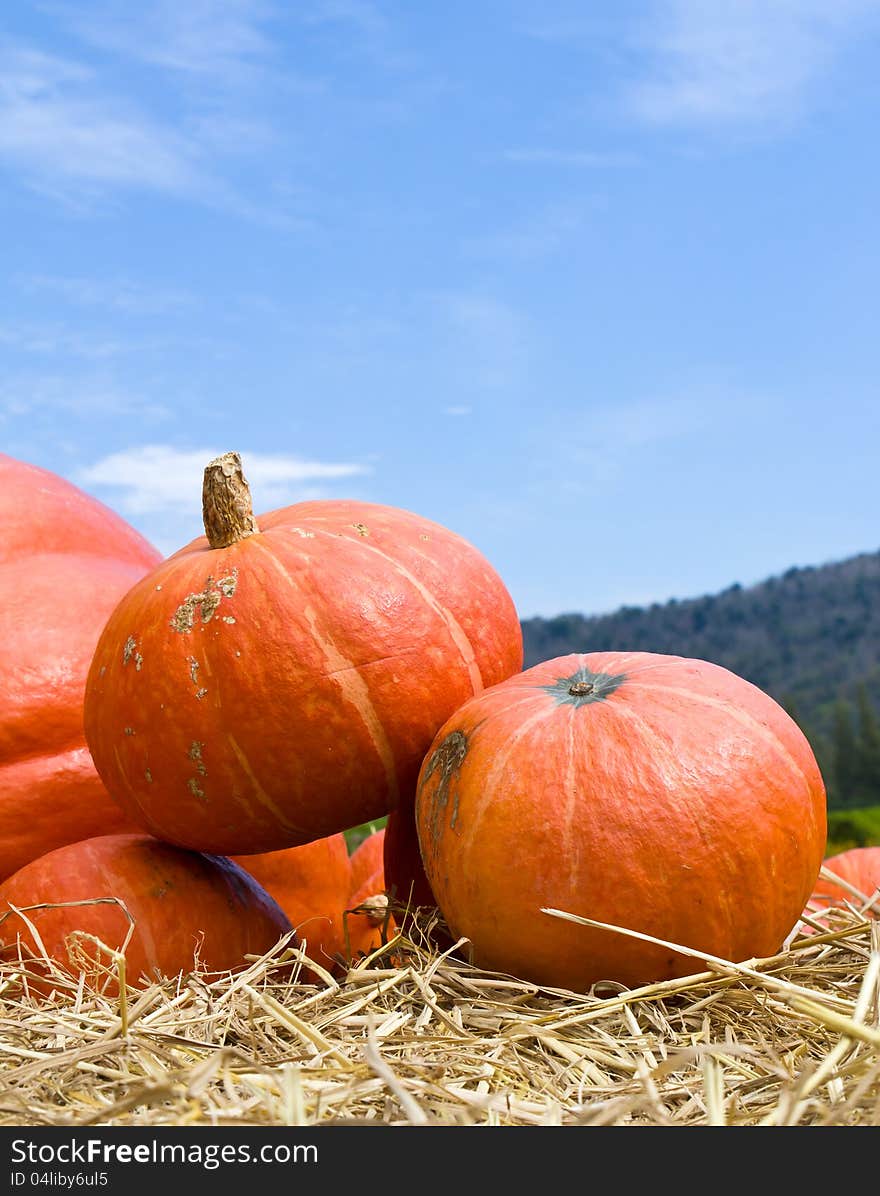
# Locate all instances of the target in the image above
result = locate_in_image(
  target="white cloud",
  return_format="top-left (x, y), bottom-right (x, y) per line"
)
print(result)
top-left (77, 445), bottom-right (372, 515)
top-left (52, 0), bottom-right (276, 79)
top-left (0, 373), bottom-right (169, 421)
top-left (465, 200), bottom-right (592, 261)
top-left (18, 274), bottom-right (196, 315)
top-left (436, 292), bottom-right (530, 390)
top-left (629, 0), bottom-right (880, 126)
top-left (502, 148), bottom-right (639, 168)
top-left (0, 46), bottom-right (204, 195)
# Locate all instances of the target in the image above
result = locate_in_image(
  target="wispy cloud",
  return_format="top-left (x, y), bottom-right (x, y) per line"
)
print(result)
top-left (0, 321), bottom-right (129, 360)
top-left (17, 273), bottom-right (196, 315)
top-left (502, 148), bottom-right (639, 168)
top-left (50, 0), bottom-right (277, 79)
top-left (0, 373), bottom-right (170, 421)
top-left (466, 199), bottom-right (592, 261)
top-left (0, 45), bottom-right (204, 197)
top-left (435, 292), bottom-right (530, 390)
top-left (77, 445), bottom-right (372, 515)
top-left (628, 0), bottom-right (880, 126)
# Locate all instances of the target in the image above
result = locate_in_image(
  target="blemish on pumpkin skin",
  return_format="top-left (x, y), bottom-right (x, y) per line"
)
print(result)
top-left (170, 569), bottom-right (239, 633)
top-left (122, 636), bottom-right (143, 669)
top-left (352, 523), bottom-right (369, 536)
top-left (421, 730), bottom-right (469, 851)
top-left (195, 688), bottom-right (208, 700)
top-left (124, 727), bottom-right (135, 736)
top-left (189, 741), bottom-right (207, 776)
top-left (187, 777), bottom-right (205, 800)
top-left (145, 769), bottom-right (153, 783)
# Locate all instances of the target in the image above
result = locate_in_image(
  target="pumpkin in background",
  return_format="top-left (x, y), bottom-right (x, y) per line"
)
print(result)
top-left (345, 824), bottom-right (394, 958)
top-left (84, 452), bottom-right (523, 856)
top-left (345, 877), bottom-right (394, 960)
top-left (0, 454), bottom-right (161, 882)
top-left (0, 833), bottom-right (293, 995)
top-left (416, 652), bottom-right (827, 992)
top-left (349, 825), bottom-right (386, 897)
top-left (231, 833), bottom-right (353, 974)
top-left (808, 846), bottom-right (880, 917)
top-left (382, 808), bottom-right (457, 956)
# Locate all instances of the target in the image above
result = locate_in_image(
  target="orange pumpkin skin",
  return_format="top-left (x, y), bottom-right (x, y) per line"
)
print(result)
top-left (231, 833), bottom-right (353, 973)
top-left (84, 466), bottom-right (523, 856)
top-left (345, 874), bottom-right (395, 959)
top-left (384, 807), bottom-right (439, 911)
top-left (349, 827), bottom-right (386, 897)
top-left (416, 652), bottom-right (827, 992)
top-left (0, 454), bottom-right (162, 881)
top-left (0, 833), bottom-right (293, 995)
top-left (344, 826), bottom-right (393, 957)
top-left (809, 846), bottom-right (880, 916)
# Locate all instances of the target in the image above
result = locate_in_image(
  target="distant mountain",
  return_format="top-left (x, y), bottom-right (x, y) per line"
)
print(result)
top-left (520, 549), bottom-right (880, 808)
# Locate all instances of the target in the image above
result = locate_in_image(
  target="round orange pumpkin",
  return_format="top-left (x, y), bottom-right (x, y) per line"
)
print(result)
top-left (415, 651), bottom-right (827, 992)
top-left (349, 825), bottom-right (386, 897)
top-left (808, 846), bottom-right (880, 917)
top-left (83, 452), bottom-right (523, 855)
top-left (0, 833), bottom-right (293, 995)
top-left (384, 806), bottom-right (442, 911)
top-left (231, 833), bottom-right (353, 973)
top-left (0, 454), bottom-right (161, 882)
top-left (344, 825), bottom-right (394, 958)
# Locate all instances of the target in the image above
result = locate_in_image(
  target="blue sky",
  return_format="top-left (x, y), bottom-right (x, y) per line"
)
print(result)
top-left (2, 1), bottom-right (879, 620)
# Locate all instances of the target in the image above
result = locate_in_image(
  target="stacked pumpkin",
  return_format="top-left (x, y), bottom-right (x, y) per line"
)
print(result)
top-left (1, 448), bottom-right (833, 997)
top-left (0, 450), bottom-right (523, 989)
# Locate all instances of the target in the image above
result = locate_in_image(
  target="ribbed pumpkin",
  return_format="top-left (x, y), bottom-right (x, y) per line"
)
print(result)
top-left (84, 452), bottom-right (523, 855)
top-left (809, 846), bottom-right (880, 917)
top-left (349, 826), bottom-right (386, 897)
top-left (231, 833), bottom-right (353, 973)
top-left (384, 808), bottom-right (435, 910)
top-left (345, 825), bottom-right (394, 958)
top-left (0, 453), bottom-right (161, 881)
top-left (415, 651), bottom-right (827, 992)
top-left (0, 833), bottom-right (293, 995)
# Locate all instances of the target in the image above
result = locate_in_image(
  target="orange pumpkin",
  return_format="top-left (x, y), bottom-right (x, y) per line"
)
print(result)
top-left (344, 825), bottom-right (394, 958)
top-left (231, 833), bottom-right (353, 973)
top-left (349, 826), bottom-right (386, 897)
top-left (808, 846), bottom-right (880, 917)
top-left (416, 652), bottom-right (827, 992)
top-left (0, 454), bottom-right (161, 881)
top-left (84, 452), bottom-right (523, 856)
top-left (0, 833), bottom-right (293, 995)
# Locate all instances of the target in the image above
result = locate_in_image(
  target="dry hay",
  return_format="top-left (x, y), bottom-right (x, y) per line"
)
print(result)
top-left (1, 887), bottom-right (879, 1128)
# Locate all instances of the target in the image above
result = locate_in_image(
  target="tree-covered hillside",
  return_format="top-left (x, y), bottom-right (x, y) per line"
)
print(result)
top-left (520, 550), bottom-right (880, 809)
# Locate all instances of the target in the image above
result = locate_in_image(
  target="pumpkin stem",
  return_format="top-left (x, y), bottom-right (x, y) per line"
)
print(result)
top-left (202, 452), bottom-right (260, 548)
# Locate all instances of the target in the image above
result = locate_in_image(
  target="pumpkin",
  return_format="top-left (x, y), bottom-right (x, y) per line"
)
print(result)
top-left (344, 825), bottom-right (394, 958)
top-left (0, 453), bottom-right (161, 882)
top-left (231, 833), bottom-right (353, 973)
top-left (349, 825), bottom-right (386, 897)
top-left (84, 452), bottom-right (523, 855)
top-left (808, 846), bottom-right (880, 917)
top-left (415, 652), bottom-right (827, 992)
top-left (0, 833), bottom-right (293, 995)
top-left (345, 877), bottom-right (394, 960)
top-left (384, 806), bottom-right (444, 913)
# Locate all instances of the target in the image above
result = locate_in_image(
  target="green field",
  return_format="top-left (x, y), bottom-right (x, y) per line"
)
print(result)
top-left (825, 805), bottom-right (880, 856)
